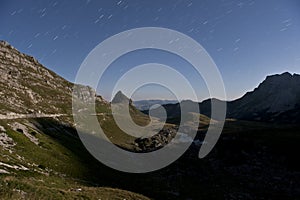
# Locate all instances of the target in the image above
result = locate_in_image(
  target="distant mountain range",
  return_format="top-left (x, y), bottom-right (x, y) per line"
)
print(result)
top-left (142, 72), bottom-right (300, 124)
top-left (133, 99), bottom-right (179, 111)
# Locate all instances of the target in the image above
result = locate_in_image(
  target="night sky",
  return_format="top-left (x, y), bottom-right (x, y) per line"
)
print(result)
top-left (1, 0), bottom-right (300, 101)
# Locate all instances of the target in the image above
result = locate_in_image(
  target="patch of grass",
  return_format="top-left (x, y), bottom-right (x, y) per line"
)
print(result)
top-left (0, 176), bottom-right (150, 200)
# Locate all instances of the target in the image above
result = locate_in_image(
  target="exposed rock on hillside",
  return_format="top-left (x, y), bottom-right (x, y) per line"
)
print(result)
top-left (0, 41), bottom-right (73, 114)
top-left (0, 125), bottom-right (16, 150)
top-left (0, 41), bottom-right (108, 116)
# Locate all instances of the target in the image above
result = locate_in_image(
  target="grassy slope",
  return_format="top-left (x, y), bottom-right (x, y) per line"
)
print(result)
top-left (0, 118), bottom-right (150, 200)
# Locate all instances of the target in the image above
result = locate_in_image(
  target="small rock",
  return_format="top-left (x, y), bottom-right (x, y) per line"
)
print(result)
top-left (0, 125), bottom-right (6, 132)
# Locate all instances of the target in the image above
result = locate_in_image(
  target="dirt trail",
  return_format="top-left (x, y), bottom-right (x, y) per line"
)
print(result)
top-left (0, 113), bottom-right (67, 120)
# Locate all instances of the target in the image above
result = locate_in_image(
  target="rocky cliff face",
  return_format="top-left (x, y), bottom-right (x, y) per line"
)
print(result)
top-left (0, 41), bottom-right (106, 116)
top-left (0, 41), bottom-right (72, 114)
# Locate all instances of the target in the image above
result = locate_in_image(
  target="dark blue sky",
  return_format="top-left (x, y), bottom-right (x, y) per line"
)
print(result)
top-left (1, 0), bottom-right (300, 100)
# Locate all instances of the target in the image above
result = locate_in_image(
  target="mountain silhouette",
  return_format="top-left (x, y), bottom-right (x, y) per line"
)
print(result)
top-left (227, 72), bottom-right (300, 123)
top-left (146, 72), bottom-right (300, 124)
top-left (111, 91), bottom-right (133, 105)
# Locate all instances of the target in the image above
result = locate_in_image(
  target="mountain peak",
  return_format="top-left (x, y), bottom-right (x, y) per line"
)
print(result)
top-left (265, 72), bottom-right (294, 81)
top-left (111, 91), bottom-right (132, 104)
top-left (281, 72), bottom-right (292, 76)
top-left (261, 72), bottom-right (300, 87)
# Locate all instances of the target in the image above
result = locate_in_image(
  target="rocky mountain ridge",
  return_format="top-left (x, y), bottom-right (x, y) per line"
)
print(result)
top-left (227, 72), bottom-right (300, 122)
top-left (144, 72), bottom-right (300, 124)
top-left (0, 40), bottom-right (107, 116)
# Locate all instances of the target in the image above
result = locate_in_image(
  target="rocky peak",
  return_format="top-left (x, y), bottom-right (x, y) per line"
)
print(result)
top-left (255, 72), bottom-right (300, 94)
top-left (265, 71), bottom-right (292, 79)
top-left (228, 72), bottom-right (300, 122)
top-left (261, 72), bottom-right (293, 87)
top-left (111, 91), bottom-right (132, 104)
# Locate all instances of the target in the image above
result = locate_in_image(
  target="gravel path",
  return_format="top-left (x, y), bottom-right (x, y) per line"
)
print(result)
top-left (0, 113), bottom-right (66, 120)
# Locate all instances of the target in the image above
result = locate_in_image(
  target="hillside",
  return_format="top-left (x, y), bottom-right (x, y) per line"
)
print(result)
top-left (0, 41), bottom-right (151, 199)
top-left (0, 41), bottom-right (71, 115)
top-left (0, 40), bottom-right (149, 149)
